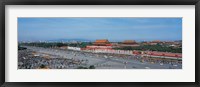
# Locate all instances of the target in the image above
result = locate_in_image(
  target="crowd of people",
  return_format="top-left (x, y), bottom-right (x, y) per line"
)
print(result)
top-left (18, 50), bottom-right (89, 69)
top-left (18, 47), bottom-right (182, 69)
top-left (65, 49), bottom-right (182, 68)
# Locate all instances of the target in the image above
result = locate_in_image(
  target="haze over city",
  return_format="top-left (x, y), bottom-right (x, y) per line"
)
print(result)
top-left (18, 18), bottom-right (182, 42)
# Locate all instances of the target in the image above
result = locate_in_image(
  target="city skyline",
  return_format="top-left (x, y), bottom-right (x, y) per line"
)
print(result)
top-left (18, 18), bottom-right (182, 42)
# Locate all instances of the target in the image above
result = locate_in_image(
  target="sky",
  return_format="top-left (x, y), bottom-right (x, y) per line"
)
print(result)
top-left (18, 18), bottom-right (182, 42)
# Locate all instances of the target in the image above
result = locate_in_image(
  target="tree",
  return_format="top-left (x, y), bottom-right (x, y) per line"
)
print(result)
top-left (40, 64), bottom-right (46, 68)
top-left (89, 65), bottom-right (95, 69)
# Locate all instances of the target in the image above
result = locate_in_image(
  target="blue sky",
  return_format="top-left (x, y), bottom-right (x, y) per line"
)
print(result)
top-left (18, 18), bottom-right (182, 42)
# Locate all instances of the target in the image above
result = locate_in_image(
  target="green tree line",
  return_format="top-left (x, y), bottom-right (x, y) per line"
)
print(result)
top-left (20, 42), bottom-right (93, 48)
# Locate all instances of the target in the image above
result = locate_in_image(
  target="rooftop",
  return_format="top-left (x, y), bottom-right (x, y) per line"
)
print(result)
top-left (122, 40), bottom-right (137, 44)
top-left (94, 39), bottom-right (110, 43)
top-left (93, 39), bottom-right (110, 46)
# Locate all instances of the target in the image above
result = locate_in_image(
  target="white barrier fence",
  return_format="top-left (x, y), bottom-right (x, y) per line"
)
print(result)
top-left (84, 49), bottom-right (133, 55)
top-left (67, 46), bottom-right (81, 51)
top-left (67, 47), bottom-right (133, 55)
